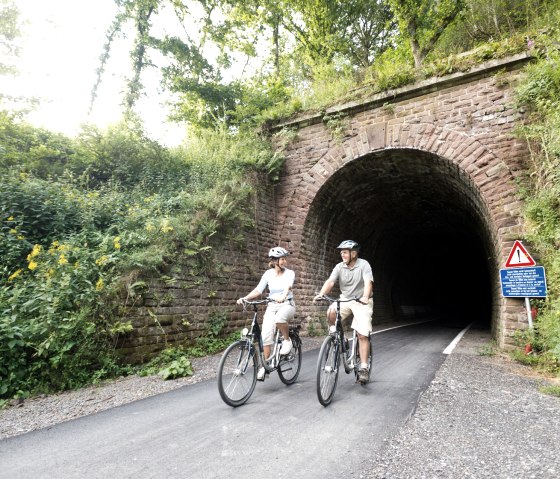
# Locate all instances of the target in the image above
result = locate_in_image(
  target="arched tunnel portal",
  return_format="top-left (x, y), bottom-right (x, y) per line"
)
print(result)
top-left (269, 55), bottom-right (533, 347)
top-left (298, 148), bottom-right (497, 334)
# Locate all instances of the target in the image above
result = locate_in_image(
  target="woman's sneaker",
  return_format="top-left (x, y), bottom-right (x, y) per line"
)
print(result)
top-left (257, 367), bottom-right (266, 381)
top-left (280, 338), bottom-right (292, 355)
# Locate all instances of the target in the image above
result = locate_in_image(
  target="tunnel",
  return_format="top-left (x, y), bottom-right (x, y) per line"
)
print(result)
top-left (299, 148), bottom-right (497, 332)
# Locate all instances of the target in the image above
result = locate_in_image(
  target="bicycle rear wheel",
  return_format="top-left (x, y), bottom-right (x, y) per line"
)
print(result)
top-left (278, 333), bottom-right (302, 385)
top-left (316, 335), bottom-right (340, 406)
top-left (217, 340), bottom-right (257, 407)
top-left (354, 334), bottom-right (373, 383)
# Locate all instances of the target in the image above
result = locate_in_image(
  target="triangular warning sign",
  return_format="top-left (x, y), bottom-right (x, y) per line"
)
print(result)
top-left (505, 240), bottom-right (536, 267)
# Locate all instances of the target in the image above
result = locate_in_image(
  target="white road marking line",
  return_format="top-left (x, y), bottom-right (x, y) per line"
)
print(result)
top-left (443, 323), bottom-right (473, 355)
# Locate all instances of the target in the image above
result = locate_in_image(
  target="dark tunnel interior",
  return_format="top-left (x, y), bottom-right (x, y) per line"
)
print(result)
top-left (302, 149), bottom-right (496, 330)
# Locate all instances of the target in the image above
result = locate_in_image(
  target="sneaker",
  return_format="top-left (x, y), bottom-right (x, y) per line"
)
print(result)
top-left (280, 338), bottom-right (292, 355)
top-left (257, 367), bottom-right (266, 381)
top-left (357, 368), bottom-right (369, 385)
top-left (329, 325), bottom-right (336, 334)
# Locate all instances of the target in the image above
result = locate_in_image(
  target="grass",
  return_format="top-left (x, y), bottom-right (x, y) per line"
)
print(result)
top-left (539, 384), bottom-right (560, 397)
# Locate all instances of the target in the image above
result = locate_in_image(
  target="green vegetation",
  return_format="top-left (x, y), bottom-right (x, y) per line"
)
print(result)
top-left (477, 341), bottom-right (498, 357)
top-left (2, 0), bottom-right (560, 403)
top-left (0, 112), bottom-right (282, 400)
top-left (539, 384), bottom-right (560, 397)
top-left (513, 40), bottom-right (560, 375)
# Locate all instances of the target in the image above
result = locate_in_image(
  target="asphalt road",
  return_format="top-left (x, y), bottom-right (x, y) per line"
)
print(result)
top-left (0, 321), bottom-right (466, 479)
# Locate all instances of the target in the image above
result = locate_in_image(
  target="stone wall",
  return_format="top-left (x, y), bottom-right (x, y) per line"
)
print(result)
top-left (116, 53), bottom-right (536, 360)
top-left (116, 186), bottom-right (278, 363)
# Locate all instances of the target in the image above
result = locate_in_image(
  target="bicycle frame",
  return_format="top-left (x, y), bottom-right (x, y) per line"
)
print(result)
top-left (240, 299), bottom-right (282, 373)
top-left (325, 296), bottom-right (357, 374)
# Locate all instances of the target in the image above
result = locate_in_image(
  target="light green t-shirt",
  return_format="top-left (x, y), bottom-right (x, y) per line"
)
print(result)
top-left (328, 258), bottom-right (374, 299)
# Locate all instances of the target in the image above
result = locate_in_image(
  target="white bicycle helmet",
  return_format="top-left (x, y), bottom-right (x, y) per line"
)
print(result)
top-left (268, 246), bottom-right (290, 258)
top-left (337, 240), bottom-right (359, 251)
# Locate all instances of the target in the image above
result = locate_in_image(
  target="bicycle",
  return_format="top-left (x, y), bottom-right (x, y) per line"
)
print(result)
top-left (315, 295), bottom-right (373, 407)
top-left (217, 298), bottom-right (302, 407)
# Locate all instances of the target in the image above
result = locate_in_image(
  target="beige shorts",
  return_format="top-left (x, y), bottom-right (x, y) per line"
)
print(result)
top-left (262, 300), bottom-right (296, 346)
top-left (329, 298), bottom-right (373, 337)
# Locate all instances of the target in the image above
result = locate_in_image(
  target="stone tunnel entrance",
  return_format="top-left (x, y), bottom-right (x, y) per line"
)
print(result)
top-left (271, 54), bottom-right (533, 347)
top-left (299, 148), bottom-right (497, 333)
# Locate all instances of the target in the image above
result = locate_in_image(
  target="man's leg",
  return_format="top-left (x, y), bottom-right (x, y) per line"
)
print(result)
top-left (357, 333), bottom-right (370, 384)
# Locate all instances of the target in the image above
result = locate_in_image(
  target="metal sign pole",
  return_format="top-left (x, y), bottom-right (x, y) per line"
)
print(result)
top-left (525, 297), bottom-right (533, 329)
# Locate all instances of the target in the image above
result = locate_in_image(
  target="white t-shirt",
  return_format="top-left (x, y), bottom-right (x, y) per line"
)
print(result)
top-left (256, 268), bottom-right (295, 301)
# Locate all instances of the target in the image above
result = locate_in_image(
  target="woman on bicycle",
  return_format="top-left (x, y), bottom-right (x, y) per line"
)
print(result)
top-left (314, 240), bottom-right (373, 384)
top-left (237, 246), bottom-right (296, 380)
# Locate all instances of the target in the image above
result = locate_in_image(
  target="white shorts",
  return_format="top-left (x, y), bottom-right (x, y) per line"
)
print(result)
top-left (262, 300), bottom-right (296, 346)
top-left (329, 298), bottom-right (373, 337)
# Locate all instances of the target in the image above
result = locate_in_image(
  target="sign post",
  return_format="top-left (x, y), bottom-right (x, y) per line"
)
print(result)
top-left (499, 241), bottom-right (546, 329)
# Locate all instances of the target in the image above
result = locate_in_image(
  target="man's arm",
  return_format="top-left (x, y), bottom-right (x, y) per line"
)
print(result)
top-left (314, 279), bottom-right (336, 301)
top-left (360, 280), bottom-right (373, 304)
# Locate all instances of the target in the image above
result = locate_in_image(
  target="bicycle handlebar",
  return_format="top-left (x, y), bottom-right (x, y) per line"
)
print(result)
top-left (239, 298), bottom-right (273, 305)
top-left (315, 295), bottom-right (365, 304)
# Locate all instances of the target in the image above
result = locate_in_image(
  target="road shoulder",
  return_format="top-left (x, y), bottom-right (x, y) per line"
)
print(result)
top-left (366, 328), bottom-right (560, 478)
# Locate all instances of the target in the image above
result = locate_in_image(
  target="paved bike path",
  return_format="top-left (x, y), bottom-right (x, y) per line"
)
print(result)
top-left (0, 322), bottom-right (463, 478)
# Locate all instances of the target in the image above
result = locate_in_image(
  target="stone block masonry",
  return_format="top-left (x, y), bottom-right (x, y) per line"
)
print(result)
top-left (117, 53), bottom-right (537, 360)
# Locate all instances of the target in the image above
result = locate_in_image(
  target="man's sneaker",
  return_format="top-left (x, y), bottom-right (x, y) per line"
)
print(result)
top-left (257, 367), bottom-right (266, 381)
top-left (357, 368), bottom-right (369, 385)
top-left (280, 338), bottom-right (292, 355)
top-left (329, 325), bottom-right (337, 334)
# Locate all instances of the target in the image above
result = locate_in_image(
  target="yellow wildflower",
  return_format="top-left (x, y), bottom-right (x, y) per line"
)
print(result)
top-left (7, 216), bottom-right (14, 221)
top-left (114, 236), bottom-right (121, 249)
top-left (58, 254), bottom-right (68, 265)
top-left (161, 219), bottom-right (173, 233)
top-left (145, 222), bottom-right (156, 232)
top-left (96, 278), bottom-right (104, 291)
top-left (9, 228), bottom-right (17, 234)
top-left (96, 255), bottom-right (109, 266)
top-left (8, 269), bottom-right (22, 281)
top-left (28, 244), bottom-right (42, 259)
top-left (28, 260), bottom-right (38, 271)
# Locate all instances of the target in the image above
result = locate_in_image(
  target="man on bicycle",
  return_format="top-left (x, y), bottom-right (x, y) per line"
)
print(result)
top-left (314, 240), bottom-right (374, 384)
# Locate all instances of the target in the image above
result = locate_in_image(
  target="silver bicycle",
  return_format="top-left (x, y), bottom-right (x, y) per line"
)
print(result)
top-left (315, 295), bottom-right (373, 406)
top-left (217, 298), bottom-right (302, 407)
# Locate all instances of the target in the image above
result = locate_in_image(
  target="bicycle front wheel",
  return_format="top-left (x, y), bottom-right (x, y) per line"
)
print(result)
top-left (278, 334), bottom-right (302, 385)
top-left (217, 340), bottom-right (257, 407)
top-left (316, 335), bottom-right (340, 407)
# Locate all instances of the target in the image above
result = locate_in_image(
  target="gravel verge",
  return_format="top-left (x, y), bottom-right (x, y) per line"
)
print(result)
top-left (366, 328), bottom-right (560, 479)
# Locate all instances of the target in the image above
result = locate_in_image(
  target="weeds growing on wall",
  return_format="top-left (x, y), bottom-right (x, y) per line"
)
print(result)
top-left (514, 40), bottom-right (560, 375)
top-left (0, 115), bottom-right (282, 400)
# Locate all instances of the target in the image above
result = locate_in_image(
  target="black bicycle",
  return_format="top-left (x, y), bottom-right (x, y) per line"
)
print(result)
top-left (217, 298), bottom-right (302, 407)
top-left (315, 295), bottom-right (373, 406)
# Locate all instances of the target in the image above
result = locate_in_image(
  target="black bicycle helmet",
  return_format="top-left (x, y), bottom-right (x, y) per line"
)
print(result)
top-left (268, 246), bottom-right (290, 258)
top-left (337, 240), bottom-right (359, 251)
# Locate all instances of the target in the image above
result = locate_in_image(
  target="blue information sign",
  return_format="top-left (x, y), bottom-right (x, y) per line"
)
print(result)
top-left (500, 266), bottom-right (547, 297)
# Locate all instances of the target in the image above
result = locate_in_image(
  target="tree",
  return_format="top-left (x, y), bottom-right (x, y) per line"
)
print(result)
top-left (337, 0), bottom-right (396, 68)
top-left (0, 0), bottom-right (20, 76)
top-left (388, 0), bottom-right (465, 67)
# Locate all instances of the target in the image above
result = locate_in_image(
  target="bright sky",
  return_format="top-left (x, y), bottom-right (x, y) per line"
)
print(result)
top-left (2, 0), bottom-right (186, 146)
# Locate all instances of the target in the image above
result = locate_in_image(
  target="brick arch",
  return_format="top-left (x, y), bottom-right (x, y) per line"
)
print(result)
top-left (276, 122), bottom-right (524, 347)
top-left (283, 122), bottom-right (520, 254)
